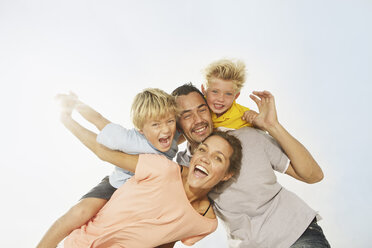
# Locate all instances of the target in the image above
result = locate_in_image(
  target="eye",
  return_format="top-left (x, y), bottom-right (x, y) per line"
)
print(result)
top-left (199, 107), bottom-right (207, 113)
top-left (225, 92), bottom-right (233, 96)
top-left (183, 114), bottom-right (191, 120)
top-left (212, 90), bottom-right (218, 94)
top-left (168, 119), bottom-right (175, 124)
top-left (214, 156), bottom-right (222, 162)
top-left (151, 123), bottom-right (159, 127)
top-left (198, 146), bottom-right (206, 152)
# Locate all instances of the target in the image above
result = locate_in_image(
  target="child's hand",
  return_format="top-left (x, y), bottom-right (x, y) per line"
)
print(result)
top-left (242, 110), bottom-right (259, 124)
top-left (55, 92), bottom-right (79, 115)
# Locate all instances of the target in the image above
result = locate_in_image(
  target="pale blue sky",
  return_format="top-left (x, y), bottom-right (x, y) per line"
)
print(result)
top-left (1, 1), bottom-right (371, 247)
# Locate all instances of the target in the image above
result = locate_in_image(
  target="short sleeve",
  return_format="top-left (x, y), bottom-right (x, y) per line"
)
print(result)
top-left (134, 154), bottom-right (178, 182)
top-left (181, 221), bottom-right (217, 246)
top-left (181, 234), bottom-right (207, 246)
top-left (97, 123), bottom-right (154, 154)
top-left (262, 131), bottom-right (290, 173)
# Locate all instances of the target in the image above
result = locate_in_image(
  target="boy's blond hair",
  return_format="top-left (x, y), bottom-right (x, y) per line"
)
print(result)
top-left (131, 88), bottom-right (178, 130)
top-left (205, 59), bottom-right (246, 92)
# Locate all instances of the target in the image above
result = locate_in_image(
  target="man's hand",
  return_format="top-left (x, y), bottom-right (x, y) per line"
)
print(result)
top-left (249, 90), bottom-right (279, 131)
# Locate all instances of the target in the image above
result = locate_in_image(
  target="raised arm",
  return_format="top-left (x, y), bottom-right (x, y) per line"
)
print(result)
top-left (57, 95), bottom-right (138, 173)
top-left (57, 92), bottom-right (110, 131)
top-left (250, 91), bottom-right (324, 184)
top-left (75, 100), bottom-right (110, 131)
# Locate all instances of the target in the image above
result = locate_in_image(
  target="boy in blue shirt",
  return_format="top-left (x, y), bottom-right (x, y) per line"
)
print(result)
top-left (38, 88), bottom-right (181, 248)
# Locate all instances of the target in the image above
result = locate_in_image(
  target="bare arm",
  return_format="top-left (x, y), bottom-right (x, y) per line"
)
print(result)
top-left (60, 111), bottom-right (138, 173)
top-left (250, 91), bottom-right (324, 184)
top-left (75, 101), bottom-right (111, 131)
top-left (56, 92), bottom-right (111, 131)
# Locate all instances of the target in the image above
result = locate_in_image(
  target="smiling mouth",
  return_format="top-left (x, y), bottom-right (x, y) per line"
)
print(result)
top-left (192, 124), bottom-right (208, 135)
top-left (194, 165), bottom-right (209, 178)
top-left (213, 103), bottom-right (225, 110)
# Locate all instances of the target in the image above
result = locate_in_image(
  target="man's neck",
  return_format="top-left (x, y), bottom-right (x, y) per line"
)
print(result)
top-left (189, 142), bottom-right (199, 155)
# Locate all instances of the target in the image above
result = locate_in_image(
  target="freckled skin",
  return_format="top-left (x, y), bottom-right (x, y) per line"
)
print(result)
top-left (139, 113), bottom-right (177, 152)
top-left (202, 77), bottom-right (240, 117)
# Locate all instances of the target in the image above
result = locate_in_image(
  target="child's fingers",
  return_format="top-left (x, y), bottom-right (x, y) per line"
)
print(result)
top-left (242, 111), bottom-right (252, 121)
top-left (243, 110), bottom-right (258, 124)
top-left (69, 91), bottom-right (78, 99)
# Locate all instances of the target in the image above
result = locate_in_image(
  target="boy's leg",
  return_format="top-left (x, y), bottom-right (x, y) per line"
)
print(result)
top-left (37, 197), bottom-right (107, 248)
top-left (37, 176), bottom-right (116, 248)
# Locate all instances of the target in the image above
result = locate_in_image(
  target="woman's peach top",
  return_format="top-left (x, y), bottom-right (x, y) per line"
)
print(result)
top-left (64, 154), bottom-right (217, 247)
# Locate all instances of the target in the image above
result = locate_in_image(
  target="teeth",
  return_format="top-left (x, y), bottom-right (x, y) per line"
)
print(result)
top-left (159, 137), bottom-right (169, 143)
top-left (194, 126), bottom-right (206, 133)
top-left (195, 165), bottom-right (209, 175)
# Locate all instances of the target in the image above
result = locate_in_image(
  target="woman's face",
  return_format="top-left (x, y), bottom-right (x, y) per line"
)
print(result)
top-left (187, 135), bottom-right (233, 190)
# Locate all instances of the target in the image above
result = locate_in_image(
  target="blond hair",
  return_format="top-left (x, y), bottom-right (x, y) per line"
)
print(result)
top-left (205, 59), bottom-right (246, 92)
top-left (131, 88), bottom-right (178, 129)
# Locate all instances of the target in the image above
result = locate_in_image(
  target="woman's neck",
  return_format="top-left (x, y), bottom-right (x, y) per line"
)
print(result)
top-left (181, 167), bottom-right (210, 204)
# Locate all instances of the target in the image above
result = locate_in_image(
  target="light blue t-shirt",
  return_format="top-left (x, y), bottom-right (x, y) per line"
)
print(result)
top-left (97, 123), bottom-right (180, 188)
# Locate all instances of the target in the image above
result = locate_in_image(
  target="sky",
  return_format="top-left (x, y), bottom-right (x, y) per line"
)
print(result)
top-left (1, 0), bottom-right (371, 247)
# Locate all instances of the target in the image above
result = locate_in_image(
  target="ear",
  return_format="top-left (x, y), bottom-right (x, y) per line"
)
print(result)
top-left (221, 172), bottom-right (233, 182)
top-left (201, 84), bottom-right (206, 95)
top-left (234, 91), bottom-right (240, 100)
top-left (138, 129), bottom-right (144, 135)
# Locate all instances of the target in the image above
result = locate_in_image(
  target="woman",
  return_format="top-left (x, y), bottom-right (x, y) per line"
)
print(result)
top-left (57, 98), bottom-right (242, 247)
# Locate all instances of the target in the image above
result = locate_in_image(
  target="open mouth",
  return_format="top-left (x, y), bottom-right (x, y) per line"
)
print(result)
top-left (193, 165), bottom-right (209, 178)
top-left (213, 103), bottom-right (225, 110)
top-left (159, 136), bottom-right (171, 148)
top-left (192, 124), bottom-right (208, 135)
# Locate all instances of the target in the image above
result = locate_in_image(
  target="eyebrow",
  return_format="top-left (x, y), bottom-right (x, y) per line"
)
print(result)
top-left (180, 103), bottom-right (208, 115)
top-left (202, 142), bottom-right (226, 159)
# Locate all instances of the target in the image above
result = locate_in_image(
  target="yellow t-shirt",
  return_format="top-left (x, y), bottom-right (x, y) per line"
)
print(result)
top-left (212, 101), bottom-right (253, 130)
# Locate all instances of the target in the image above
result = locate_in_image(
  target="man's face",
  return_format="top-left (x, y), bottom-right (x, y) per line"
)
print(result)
top-left (176, 92), bottom-right (213, 148)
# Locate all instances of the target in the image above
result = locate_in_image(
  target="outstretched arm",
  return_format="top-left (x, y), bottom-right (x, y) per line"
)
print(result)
top-left (57, 95), bottom-right (138, 173)
top-left (250, 91), bottom-right (324, 184)
top-left (56, 92), bottom-right (110, 131)
top-left (75, 100), bottom-right (110, 131)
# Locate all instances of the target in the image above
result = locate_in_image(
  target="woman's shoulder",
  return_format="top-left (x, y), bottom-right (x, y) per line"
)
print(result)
top-left (136, 154), bottom-right (179, 179)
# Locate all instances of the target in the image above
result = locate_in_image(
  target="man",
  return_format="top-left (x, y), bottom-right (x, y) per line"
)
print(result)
top-left (172, 84), bottom-right (330, 248)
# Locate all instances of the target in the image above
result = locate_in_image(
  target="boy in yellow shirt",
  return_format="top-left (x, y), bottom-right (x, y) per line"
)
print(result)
top-left (201, 59), bottom-right (258, 130)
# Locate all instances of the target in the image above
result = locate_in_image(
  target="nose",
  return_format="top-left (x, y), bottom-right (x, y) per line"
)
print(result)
top-left (161, 123), bottom-right (171, 134)
top-left (216, 92), bottom-right (224, 102)
top-left (200, 154), bottom-right (210, 165)
top-left (193, 113), bottom-right (203, 124)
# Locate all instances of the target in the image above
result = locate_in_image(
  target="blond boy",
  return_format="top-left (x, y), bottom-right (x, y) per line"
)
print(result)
top-left (38, 88), bottom-right (180, 248)
top-left (201, 59), bottom-right (258, 130)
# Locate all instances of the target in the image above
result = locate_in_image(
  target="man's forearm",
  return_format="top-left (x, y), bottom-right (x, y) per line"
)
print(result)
top-left (267, 122), bottom-right (324, 183)
top-left (75, 102), bottom-right (110, 131)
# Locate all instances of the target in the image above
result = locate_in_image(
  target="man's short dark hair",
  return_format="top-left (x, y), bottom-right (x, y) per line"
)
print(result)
top-left (172, 83), bottom-right (207, 105)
